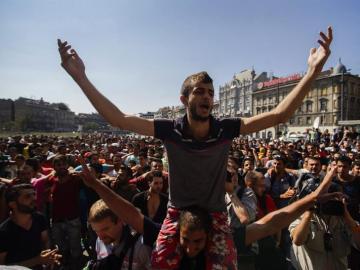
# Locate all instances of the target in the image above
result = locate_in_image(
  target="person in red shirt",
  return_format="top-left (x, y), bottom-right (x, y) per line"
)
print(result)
top-left (49, 155), bottom-right (84, 269)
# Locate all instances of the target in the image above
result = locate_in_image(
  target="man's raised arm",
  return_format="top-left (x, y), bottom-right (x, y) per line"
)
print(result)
top-left (241, 26), bottom-right (333, 134)
top-left (57, 39), bottom-right (154, 136)
top-left (244, 165), bottom-right (336, 246)
top-left (79, 158), bottom-right (145, 234)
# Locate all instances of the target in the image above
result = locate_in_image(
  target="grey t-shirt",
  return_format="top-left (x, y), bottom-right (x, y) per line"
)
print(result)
top-left (154, 115), bottom-right (241, 212)
top-left (289, 214), bottom-right (352, 270)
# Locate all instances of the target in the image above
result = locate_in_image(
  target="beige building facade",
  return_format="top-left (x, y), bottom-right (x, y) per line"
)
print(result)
top-left (251, 60), bottom-right (360, 138)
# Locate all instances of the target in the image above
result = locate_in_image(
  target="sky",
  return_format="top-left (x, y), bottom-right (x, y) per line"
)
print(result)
top-left (1, 0), bottom-right (359, 115)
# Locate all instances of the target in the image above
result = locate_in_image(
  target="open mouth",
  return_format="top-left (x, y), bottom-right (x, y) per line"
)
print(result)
top-left (199, 104), bottom-right (210, 110)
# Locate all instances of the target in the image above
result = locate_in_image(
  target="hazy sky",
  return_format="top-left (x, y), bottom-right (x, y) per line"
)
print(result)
top-left (1, 0), bottom-right (359, 114)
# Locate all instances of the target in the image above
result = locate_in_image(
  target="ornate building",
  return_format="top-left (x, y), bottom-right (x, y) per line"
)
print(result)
top-left (218, 69), bottom-right (268, 117)
top-left (251, 59), bottom-right (360, 138)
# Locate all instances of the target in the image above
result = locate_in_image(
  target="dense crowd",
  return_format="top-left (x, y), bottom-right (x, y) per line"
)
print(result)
top-left (2, 26), bottom-right (360, 270)
top-left (0, 126), bottom-right (359, 270)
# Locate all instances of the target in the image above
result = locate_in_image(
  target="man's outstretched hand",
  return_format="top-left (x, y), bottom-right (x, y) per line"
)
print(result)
top-left (77, 156), bottom-right (98, 188)
top-left (57, 39), bottom-right (86, 81)
top-left (307, 26), bottom-right (333, 74)
top-left (312, 165), bottom-right (337, 201)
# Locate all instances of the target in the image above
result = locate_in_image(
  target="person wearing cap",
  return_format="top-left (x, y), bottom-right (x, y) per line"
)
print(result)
top-left (265, 150), bottom-right (281, 168)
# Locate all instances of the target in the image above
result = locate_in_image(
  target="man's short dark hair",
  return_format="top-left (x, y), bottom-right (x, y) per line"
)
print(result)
top-left (26, 158), bottom-right (41, 172)
top-left (180, 71), bottom-right (213, 97)
top-left (14, 154), bottom-right (25, 161)
top-left (90, 163), bottom-right (103, 174)
top-left (145, 171), bottom-right (163, 183)
top-left (307, 156), bottom-right (320, 162)
top-left (352, 160), bottom-right (360, 168)
top-left (5, 184), bottom-right (34, 204)
top-left (151, 158), bottom-right (163, 165)
top-left (179, 206), bottom-right (212, 234)
top-left (337, 155), bottom-right (352, 166)
top-left (53, 154), bottom-right (68, 166)
top-left (139, 152), bottom-right (147, 159)
top-left (119, 164), bottom-right (133, 179)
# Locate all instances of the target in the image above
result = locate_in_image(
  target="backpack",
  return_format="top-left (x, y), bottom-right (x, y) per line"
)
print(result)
top-left (84, 233), bottom-right (141, 270)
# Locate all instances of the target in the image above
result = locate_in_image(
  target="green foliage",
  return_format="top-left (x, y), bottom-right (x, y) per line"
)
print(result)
top-left (82, 122), bottom-right (100, 131)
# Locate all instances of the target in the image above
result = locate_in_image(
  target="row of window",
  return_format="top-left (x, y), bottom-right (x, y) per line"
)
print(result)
top-left (288, 115), bottom-right (337, 126)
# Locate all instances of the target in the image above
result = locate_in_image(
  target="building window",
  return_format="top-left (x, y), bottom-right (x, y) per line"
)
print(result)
top-left (289, 117), bottom-right (295, 125)
top-left (321, 88), bottom-right (327, 96)
top-left (298, 117), bottom-right (303, 125)
top-left (333, 115), bottom-right (337, 123)
top-left (321, 115), bottom-right (326, 125)
top-left (337, 97), bottom-right (342, 109)
top-left (306, 117), bottom-right (312, 125)
top-left (306, 101), bottom-right (313, 113)
top-left (297, 103), bottom-right (303, 114)
top-left (319, 98), bottom-right (328, 112)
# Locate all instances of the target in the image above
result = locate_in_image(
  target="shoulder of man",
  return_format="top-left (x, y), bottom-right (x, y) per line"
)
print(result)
top-left (153, 118), bottom-right (175, 140)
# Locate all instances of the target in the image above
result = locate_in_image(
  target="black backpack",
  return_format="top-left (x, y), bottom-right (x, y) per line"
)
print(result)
top-left (84, 232), bottom-right (141, 270)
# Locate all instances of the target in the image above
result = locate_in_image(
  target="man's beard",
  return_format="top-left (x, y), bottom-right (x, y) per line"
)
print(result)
top-left (189, 103), bottom-right (211, 122)
top-left (16, 202), bottom-right (36, 214)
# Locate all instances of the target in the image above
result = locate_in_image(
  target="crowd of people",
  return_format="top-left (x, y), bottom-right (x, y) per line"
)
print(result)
top-left (0, 127), bottom-right (359, 269)
top-left (1, 26), bottom-right (360, 270)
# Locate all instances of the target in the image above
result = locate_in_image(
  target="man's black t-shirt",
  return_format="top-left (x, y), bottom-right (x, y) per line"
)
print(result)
top-left (333, 176), bottom-right (360, 221)
top-left (132, 191), bottom-right (168, 224)
top-left (0, 212), bottom-right (47, 267)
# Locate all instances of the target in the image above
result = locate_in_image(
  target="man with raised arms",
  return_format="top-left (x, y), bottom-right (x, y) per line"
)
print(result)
top-left (58, 26), bottom-right (332, 269)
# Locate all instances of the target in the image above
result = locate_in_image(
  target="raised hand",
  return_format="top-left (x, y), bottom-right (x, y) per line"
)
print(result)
top-left (78, 156), bottom-right (98, 188)
top-left (307, 26), bottom-right (333, 73)
top-left (57, 39), bottom-right (85, 81)
top-left (313, 165), bottom-right (337, 199)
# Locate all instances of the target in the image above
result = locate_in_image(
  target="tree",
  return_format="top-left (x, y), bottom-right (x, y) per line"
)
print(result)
top-left (82, 122), bottom-right (100, 132)
top-left (57, 103), bottom-right (70, 111)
